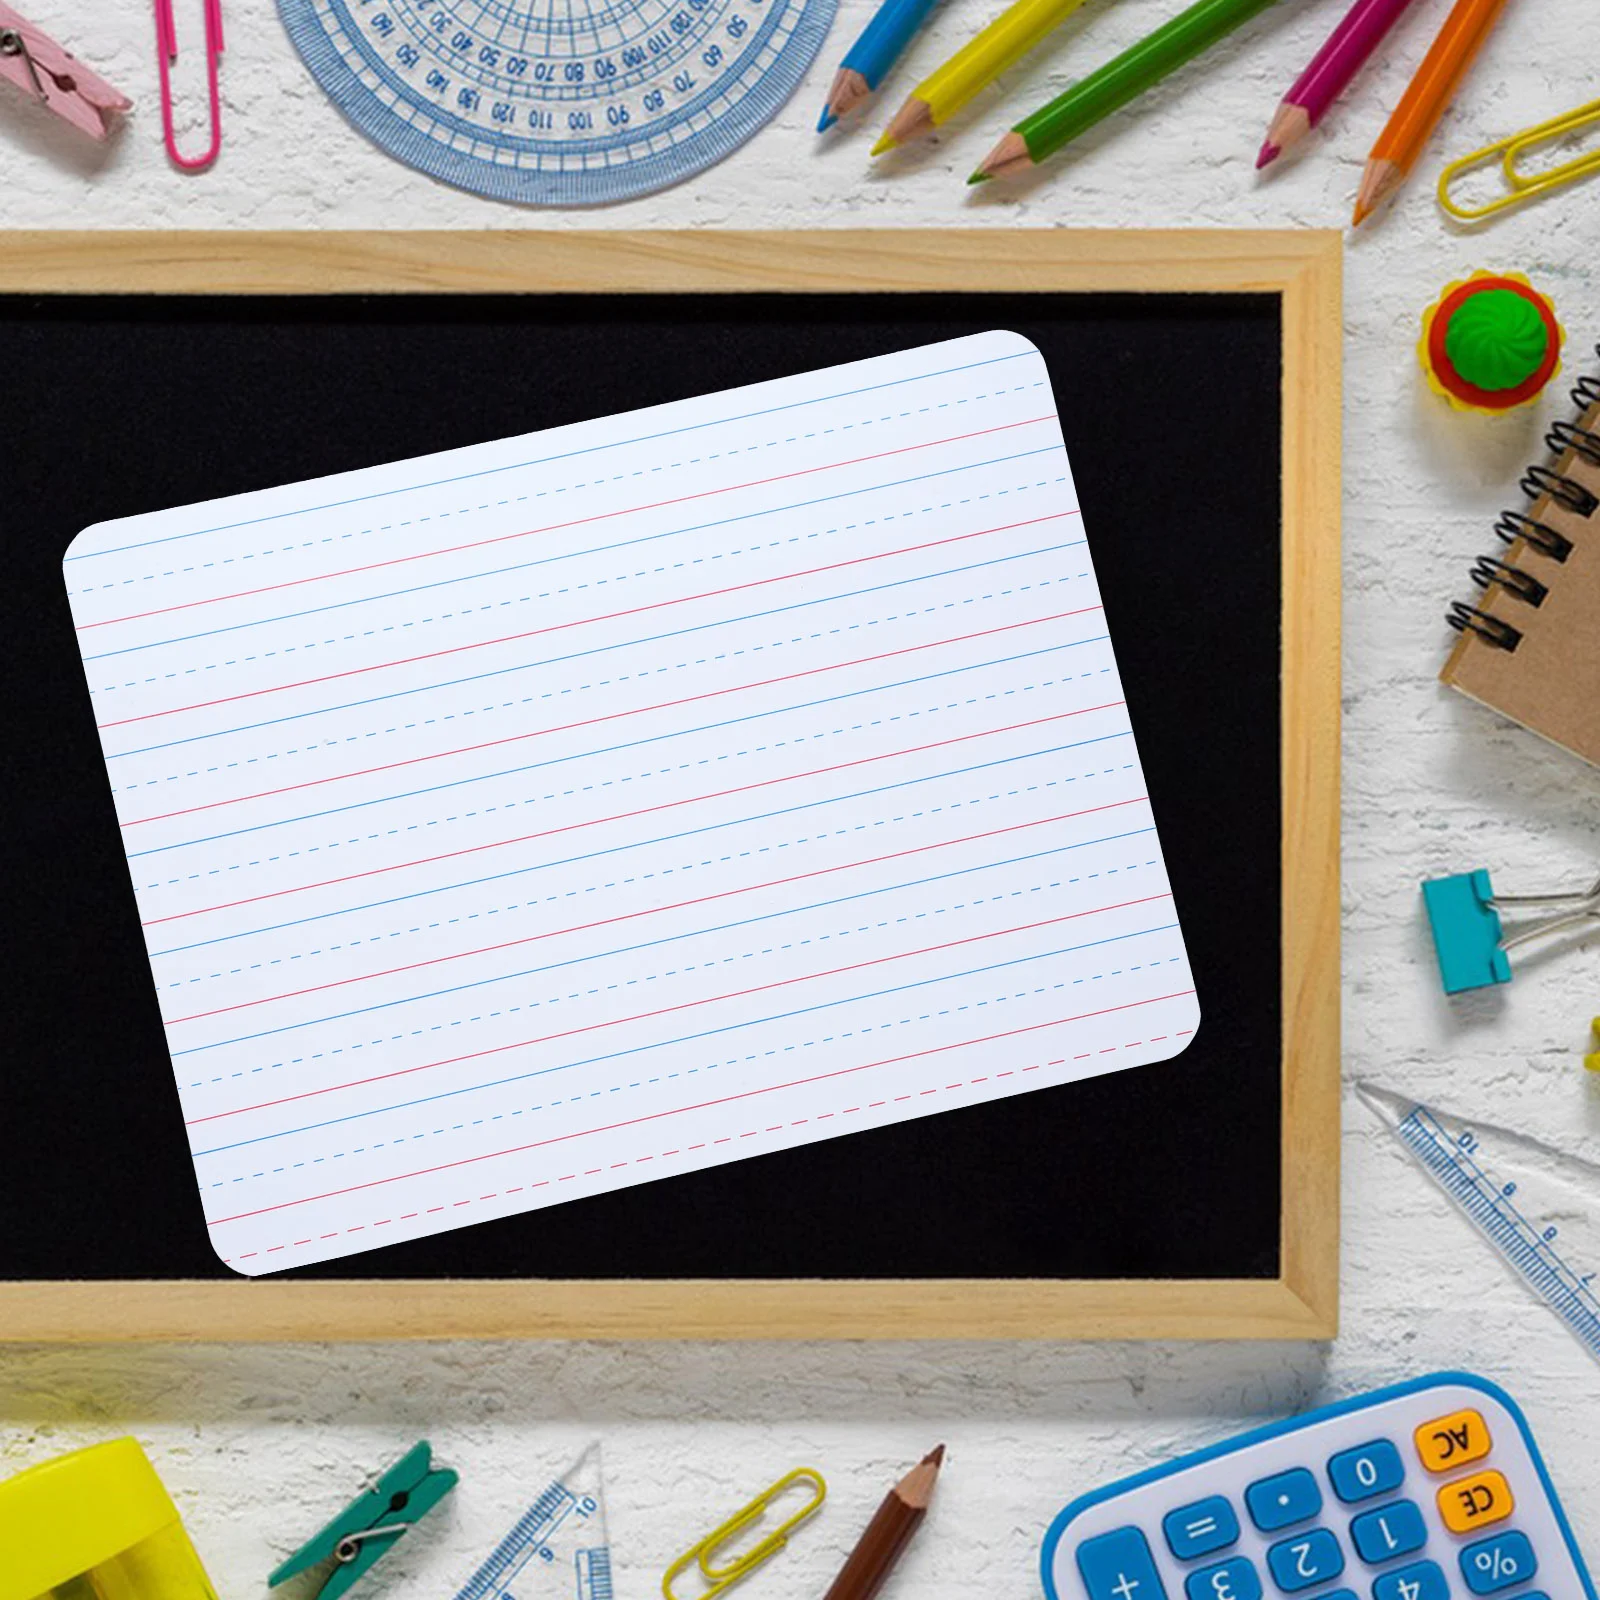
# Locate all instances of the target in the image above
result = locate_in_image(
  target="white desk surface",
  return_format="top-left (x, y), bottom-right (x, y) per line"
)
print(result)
top-left (0, 0), bottom-right (1596, 1593)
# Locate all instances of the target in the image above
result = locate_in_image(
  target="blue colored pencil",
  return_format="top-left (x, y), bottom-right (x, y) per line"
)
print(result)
top-left (818, 0), bottom-right (946, 131)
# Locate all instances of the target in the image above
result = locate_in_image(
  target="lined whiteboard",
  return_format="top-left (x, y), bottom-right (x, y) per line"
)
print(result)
top-left (65, 331), bottom-right (1199, 1275)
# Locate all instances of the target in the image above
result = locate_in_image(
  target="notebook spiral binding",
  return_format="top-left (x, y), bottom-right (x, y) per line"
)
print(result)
top-left (1449, 347), bottom-right (1600, 653)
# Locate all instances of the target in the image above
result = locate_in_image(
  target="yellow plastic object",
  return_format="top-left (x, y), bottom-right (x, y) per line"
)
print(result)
top-left (1437, 1469), bottom-right (1514, 1535)
top-left (0, 1438), bottom-right (219, 1600)
top-left (1586, 1018), bottom-right (1600, 1073)
top-left (661, 1467), bottom-right (827, 1600)
top-left (1413, 1408), bottom-right (1491, 1475)
top-left (1440, 97), bottom-right (1600, 222)
top-left (1417, 272), bottom-right (1563, 415)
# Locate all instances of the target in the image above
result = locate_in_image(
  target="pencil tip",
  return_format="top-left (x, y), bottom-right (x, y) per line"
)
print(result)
top-left (926, 1443), bottom-right (946, 1465)
top-left (876, 97), bottom-right (933, 155)
top-left (821, 69), bottom-right (870, 131)
top-left (1353, 159), bottom-right (1399, 227)
top-left (971, 131), bottom-right (1029, 183)
top-left (1259, 102), bottom-right (1309, 169)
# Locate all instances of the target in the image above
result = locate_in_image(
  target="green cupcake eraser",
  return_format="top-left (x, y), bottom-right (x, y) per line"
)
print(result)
top-left (1444, 288), bottom-right (1550, 392)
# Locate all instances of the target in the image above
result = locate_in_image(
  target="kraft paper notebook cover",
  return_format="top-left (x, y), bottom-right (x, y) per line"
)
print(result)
top-left (63, 331), bottom-right (1199, 1275)
top-left (1442, 364), bottom-right (1600, 767)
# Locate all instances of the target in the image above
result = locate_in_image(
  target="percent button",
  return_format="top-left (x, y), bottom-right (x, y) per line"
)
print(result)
top-left (1460, 1531), bottom-right (1537, 1595)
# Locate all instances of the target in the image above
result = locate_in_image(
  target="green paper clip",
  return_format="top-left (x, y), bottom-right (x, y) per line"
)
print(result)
top-left (270, 1441), bottom-right (458, 1600)
top-left (1422, 869), bottom-right (1599, 995)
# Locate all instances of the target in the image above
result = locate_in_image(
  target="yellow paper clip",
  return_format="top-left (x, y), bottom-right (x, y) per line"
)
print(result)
top-left (1440, 97), bottom-right (1600, 222)
top-left (1586, 1017), bottom-right (1599, 1074)
top-left (661, 1467), bottom-right (827, 1600)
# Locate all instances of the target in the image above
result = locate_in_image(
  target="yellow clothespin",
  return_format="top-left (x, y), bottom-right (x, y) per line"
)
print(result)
top-left (1440, 97), bottom-right (1600, 222)
top-left (1586, 1018), bottom-right (1599, 1074)
top-left (662, 1468), bottom-right (826, 1600)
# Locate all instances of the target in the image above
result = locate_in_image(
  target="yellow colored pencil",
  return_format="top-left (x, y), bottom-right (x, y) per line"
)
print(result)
top-left (872, 0), bottom-right (1107, 153)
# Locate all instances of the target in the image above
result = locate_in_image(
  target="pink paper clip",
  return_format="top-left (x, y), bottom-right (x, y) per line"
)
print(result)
top-left (0, 3), bottom-right (131, 140)
top-left (154, 0), bottom-right (223, 171)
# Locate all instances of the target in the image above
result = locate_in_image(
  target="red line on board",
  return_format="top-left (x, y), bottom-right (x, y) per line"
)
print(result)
top-left (81, 416), bottom-right (1058, 632)
top-left (115, 508), bottom-right (1080, 777)
top-left (142, 701), bottom-right (1127, 927)
top-left (120, 608), bottom-right (1101, 823)
top-left (184, 892), bottom-right (1173, 1126)
top-left (206, 990), bottom-right (1195, 1226)
top-left (104, 603), bottom-right (1097, 746)
top-left (164, 796), bottom-right (1148, 1024)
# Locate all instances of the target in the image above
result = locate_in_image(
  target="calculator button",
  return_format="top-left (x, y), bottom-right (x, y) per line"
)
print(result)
top-left (1185, 1557), bottom-right (1263, 1600)
top-left (1267, 1531), bottom-right (1345, 1593)
top-left (1328, 1441), bottom-right (1405, 1504)
top-left (1373, 1560), bottom-right (1450, 1600)
top-left (1415, 1410), bottom-right (1492, 1474)
top-left (1078, 1527), bottom-right (1170, 1600)
top-left (1437, 1470), bottom-right (1514, 1534)
top-left (1247, 1470), bottom-right (1323, 1531)
top-left (1165, 1498), bottom-right (1241, 1560)
top-left (1350, 1502), bottom-right (1428, 1565)
top-left (1460, 1531), bottom-right (1536, 1595)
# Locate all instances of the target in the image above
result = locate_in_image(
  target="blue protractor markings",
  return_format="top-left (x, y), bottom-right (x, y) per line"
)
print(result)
top-left (278, 0), bottom-right (838, 204)
top-left (577, 1547), bottom-right (614, 1600)
top-left (1397, 1107), bottom-right (1600, 1363)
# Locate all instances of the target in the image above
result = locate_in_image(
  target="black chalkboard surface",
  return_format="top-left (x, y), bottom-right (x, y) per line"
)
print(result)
top-left (0, 287), bottom-right (1285, 1292)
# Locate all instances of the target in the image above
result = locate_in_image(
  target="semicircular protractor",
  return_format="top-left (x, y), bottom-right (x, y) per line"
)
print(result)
top-left (279, 0), bottom-right (837, 205)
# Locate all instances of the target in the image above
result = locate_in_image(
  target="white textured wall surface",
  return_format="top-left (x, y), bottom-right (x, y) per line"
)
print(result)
top-left (1, 0), bottom-right (1597, 1595)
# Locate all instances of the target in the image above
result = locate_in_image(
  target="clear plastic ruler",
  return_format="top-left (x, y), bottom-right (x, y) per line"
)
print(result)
top-left (1359, 1081), bottom-right (1600, 1365)
top-left (452, 1444), bottom-right (612, 1600)
top-left (278, 0), bottom-right (837, 206)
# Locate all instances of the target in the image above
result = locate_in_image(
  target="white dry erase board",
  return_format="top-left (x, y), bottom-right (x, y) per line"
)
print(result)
top-left (68, 331), bottom-right (1200, 1276)
top-left (0, 231), bottom-right (1341, 1339)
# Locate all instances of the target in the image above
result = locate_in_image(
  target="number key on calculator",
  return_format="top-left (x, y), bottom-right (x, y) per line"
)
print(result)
top-left (1042, 1375), bottom-right (1594, 1600)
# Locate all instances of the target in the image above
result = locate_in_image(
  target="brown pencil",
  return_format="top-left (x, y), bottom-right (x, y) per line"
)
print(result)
top-left (821, 1445), bottom-right (945, 1600)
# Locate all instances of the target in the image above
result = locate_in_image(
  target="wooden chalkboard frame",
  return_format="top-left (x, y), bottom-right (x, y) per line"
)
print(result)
top-left (0, 230), bottom-right (1341, 1341)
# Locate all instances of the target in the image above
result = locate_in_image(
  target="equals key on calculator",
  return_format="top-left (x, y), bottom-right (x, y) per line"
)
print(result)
top-left (1041, 1374), bottom-right (1596, 1600)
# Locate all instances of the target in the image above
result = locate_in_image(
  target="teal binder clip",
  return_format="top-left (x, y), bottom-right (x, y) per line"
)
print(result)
top-left (1423, 869), bottom-right (1599, 995)
top-left (270, 1441), bottom-right (458, 1599)
top-left (1423, 871), bottom-right (1510, 993)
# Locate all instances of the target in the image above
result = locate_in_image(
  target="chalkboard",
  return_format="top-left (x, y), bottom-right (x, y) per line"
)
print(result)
top-left (0, 232), bottom-right (1341, 1339)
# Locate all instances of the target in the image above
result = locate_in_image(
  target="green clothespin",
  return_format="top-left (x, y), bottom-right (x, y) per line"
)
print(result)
top-left (270, 1441), bottom-right (458, 1600)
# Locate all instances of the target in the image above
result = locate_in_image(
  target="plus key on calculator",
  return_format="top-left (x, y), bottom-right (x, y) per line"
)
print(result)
top-left (1042, 1375), bottom-right (1594, 1600)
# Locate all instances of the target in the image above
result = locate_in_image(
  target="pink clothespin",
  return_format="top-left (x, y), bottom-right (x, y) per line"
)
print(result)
top-left (0, 3), bottom-right (130, 140)
top-left (154, 0), bottom-right (223, 171)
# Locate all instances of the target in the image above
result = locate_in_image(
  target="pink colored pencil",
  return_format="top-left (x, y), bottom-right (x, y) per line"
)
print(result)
top-left (1257, 0), bottom-right (1420, 168)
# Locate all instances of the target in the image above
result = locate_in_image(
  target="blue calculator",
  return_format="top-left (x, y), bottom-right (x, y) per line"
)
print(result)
top-left (1042, 1375), bottom-right (1594, 1600)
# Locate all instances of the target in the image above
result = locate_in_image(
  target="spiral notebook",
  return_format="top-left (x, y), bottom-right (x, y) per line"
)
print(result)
top-left (1443, 352), bottom-right (1600, 768)
top-left (64, 331), bottom-right (1199, 1274)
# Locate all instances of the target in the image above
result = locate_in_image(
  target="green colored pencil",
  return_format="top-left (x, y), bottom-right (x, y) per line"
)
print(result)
top-left (970, 0), bottom-right (1284, 181)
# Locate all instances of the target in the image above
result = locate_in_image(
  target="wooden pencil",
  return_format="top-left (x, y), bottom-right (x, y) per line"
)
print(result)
top-left (1256, 0), bottom-right (1421, 169)
top-left (819, 0), bottom-right (947, 130)
top-left (821, 1445), bottom-right (945, 1600)
top-left (971, 0), bottom-right (1281, 182)
top-left (1352, 0), bottom-right (1512, 224)
top-left (871, 0), bottom-right (1101, 154)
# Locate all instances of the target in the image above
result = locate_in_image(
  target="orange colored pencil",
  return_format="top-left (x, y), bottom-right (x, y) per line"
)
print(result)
top-left (1353, 0), bottom-right (1512, 225)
